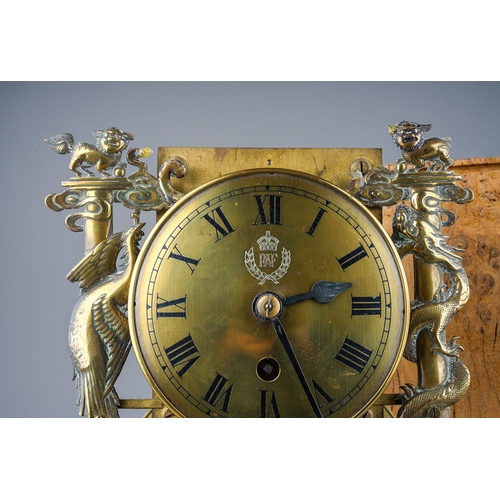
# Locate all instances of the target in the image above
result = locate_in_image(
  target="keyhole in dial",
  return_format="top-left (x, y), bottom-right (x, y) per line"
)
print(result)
top-left (256, 357), bottom-right (281, 382)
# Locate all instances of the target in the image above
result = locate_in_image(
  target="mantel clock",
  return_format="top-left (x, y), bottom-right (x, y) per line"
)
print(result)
top-left (45, 122), bottom-right (473, 418)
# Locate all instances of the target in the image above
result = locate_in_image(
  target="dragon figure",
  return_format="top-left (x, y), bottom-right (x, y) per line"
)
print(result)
top-left (391, 204), bottom-right (470, 418)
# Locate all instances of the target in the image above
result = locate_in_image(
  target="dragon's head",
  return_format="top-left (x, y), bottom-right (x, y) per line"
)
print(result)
top-left (391, 205), bottom-right (419, 259)
top-left (392, 205), bottom-right (462, 267)
top-left (388, 121), bottom-right (431, 153)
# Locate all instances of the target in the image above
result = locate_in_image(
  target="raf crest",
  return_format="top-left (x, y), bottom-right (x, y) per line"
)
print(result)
top-left (45, 123), bottom-right (474, 419)
top-left (244, 231), bottom-right (291, 284)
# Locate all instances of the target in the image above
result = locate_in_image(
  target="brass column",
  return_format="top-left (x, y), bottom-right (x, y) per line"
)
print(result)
top-left (412, 190), bottom-right (448, 416)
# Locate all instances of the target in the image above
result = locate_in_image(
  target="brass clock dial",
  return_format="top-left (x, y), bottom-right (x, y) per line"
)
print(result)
top-left (129, 168), bottom-right (409, 417)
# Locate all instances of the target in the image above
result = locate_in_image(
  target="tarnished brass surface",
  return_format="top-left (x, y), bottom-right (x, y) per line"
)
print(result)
top-left (118, 398), bottom-right (165, 409)
top-left (47, 132), bottom-right (394, 418)
top-left (159, 147), bottom-right (381, 196)
top-left (129, 168), bottom-right (409, 418)
top-left (411, 202), bottom-right (447, 390)
top-left (45, 128), bottom-right (189, 417)
top-left (160, 147), bottom-right (383, 223)
top-left (64, 223), bottom-right (145, 417)
top-left (355, 121), bottom-right (474, 418)
top-left (388, 121), bottom-right (453, 170)
top-left (45, 127), bottom-right (134, 177)
top-left (47, 123), bottom-right (472, 418)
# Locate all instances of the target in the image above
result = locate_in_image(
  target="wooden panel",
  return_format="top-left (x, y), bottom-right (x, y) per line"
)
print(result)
top-left (382, 158), bottom-right (500, 417)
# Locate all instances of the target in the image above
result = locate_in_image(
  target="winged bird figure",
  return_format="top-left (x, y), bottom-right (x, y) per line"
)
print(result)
top-left (66, 223), bottom-right (145, 417)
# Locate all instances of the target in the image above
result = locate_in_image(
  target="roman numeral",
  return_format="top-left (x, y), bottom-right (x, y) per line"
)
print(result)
top-left (260, 390), bottom-right (281, 418)
top-left (312, 379), bottom-right (335, 407)
top-left (168, 244), bottom-right (200, 274)
top-left (202, 372), bottom-right (233, 413)
top-left (306, 208), bottom-right (326, 236)
top-left (164, 334), bottom-right (200, 378)
top-left (351, 295), bottom-right (382, 316)
top-left (253, 195), bottom-right (282, 225)
top-left (337, 244), bottom-right (368, 271)
top-left (335, 337), bottom-right (373, 374)
top-left (156, 294), bottom-right (187, 318)
top-left (202, 206), bottom-right (236, 241)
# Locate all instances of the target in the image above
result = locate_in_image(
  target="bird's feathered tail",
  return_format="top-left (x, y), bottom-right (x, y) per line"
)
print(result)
top-left (73, 363), bottom-right (120, 418)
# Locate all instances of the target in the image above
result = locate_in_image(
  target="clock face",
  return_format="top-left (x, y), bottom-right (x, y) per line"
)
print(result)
top-left (129, 169), bottom-right (409, 417)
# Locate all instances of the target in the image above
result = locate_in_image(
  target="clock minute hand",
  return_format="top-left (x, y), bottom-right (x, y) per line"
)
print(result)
top-left (270, 316), bottom-right (323, 418)
top-left (282, 280), bottom-right (353, 306)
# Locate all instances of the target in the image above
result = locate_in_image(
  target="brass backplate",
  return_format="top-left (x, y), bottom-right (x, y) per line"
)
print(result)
top-left (158, 147), bottom-right (382, 197)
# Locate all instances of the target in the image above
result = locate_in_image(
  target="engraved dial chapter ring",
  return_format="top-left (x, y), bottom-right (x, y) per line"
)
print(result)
top-left (129, 168), bottom-right (409, 418)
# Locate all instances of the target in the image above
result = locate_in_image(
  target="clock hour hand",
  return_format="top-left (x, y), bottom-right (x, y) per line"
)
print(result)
top-left (282, 280), bottom-right (352, 306)
top-left (270, 316), bottom-right (323, 418)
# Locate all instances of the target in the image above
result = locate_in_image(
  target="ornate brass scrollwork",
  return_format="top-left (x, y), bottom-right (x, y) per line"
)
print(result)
top-left (45, 127), bottom-right (188, 417)
top-left (46, 123), bottom-right (473, 418)
top-left (355, 121), bottom-right (474, 418)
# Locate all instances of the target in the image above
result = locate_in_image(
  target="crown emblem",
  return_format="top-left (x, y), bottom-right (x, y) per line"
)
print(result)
top-left (257, 231), bottom-right (279, 252)
top-left (244, 231), bottom-right (291, 284)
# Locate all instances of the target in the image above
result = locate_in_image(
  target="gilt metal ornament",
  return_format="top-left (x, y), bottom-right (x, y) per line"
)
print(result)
top-left (45, 123), bottom-right (473, 418)
top-left (45, 127), bottom-right (187, 417)
top-left (66, 223), bottom-right (144, 417)
top-left (352, 121), bottom-right (474, 417)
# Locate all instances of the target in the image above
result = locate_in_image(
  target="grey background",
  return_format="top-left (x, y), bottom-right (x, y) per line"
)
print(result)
top-left (1, 81), bottom-right (499, 418)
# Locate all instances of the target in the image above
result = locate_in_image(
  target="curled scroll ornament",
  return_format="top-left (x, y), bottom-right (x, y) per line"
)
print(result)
top-left (45, 189), bottom-right (112, 233)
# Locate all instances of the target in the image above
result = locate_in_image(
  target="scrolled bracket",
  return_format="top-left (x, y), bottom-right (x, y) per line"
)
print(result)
top-left (46, 187), bottom-right (114, 233)
top-left (116, 148), bottom-right (188, 218)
